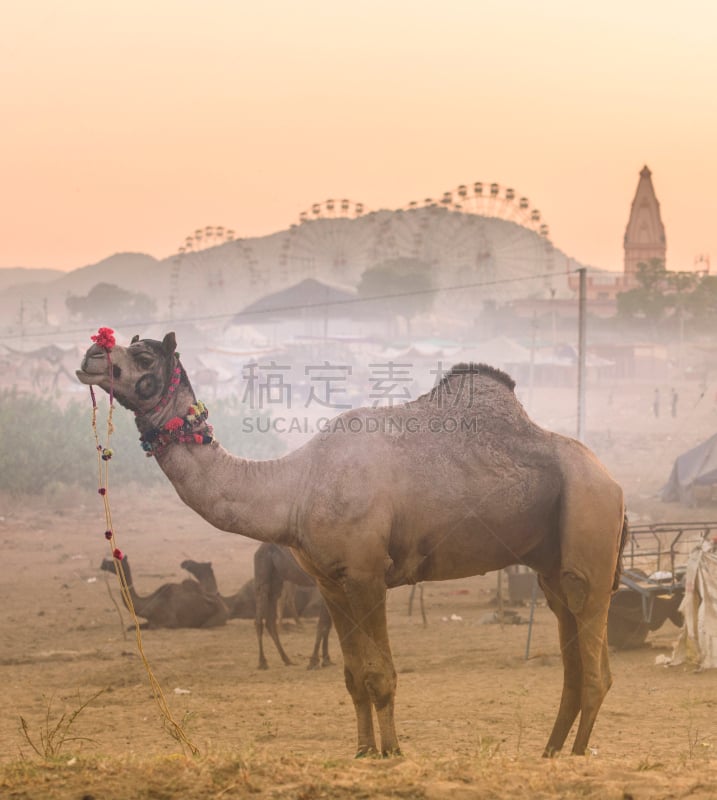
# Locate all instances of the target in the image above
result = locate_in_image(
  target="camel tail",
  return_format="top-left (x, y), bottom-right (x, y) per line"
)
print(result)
top-left (612, 512), bottom-right (629, 593)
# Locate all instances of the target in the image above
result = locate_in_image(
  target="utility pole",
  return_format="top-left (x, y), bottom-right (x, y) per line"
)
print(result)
top-left (576, 268), bottom-right (587, 442)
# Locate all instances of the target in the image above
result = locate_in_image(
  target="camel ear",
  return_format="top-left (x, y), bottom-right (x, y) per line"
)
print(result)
top-left (162, 332), bottom-right (177, 356)
top-left (131, 334), bottom-right (140, 344)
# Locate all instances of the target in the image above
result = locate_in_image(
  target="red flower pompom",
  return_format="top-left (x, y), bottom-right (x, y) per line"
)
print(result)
top-left (112, 548), bottom-right (124, 560)
top-left (164, 417), bottom-right (184, 431)
top-left (91, 327), bottom-right (116, 350)
top-left (194, 433), bottom-right (203, 444)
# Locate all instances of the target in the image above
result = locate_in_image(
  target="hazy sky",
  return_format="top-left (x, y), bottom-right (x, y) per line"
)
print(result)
top-left (2, 1), bottom-right (716, 273)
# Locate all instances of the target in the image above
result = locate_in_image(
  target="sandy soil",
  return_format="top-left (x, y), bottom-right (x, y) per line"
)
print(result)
top-left (1, 382), bottom-right (717, 797)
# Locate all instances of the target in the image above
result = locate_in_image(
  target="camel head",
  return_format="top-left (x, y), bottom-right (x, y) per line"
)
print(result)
top-left (76, 331), bottom-right (181, 413)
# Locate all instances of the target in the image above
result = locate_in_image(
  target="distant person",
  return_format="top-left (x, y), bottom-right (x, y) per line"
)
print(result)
top-left (671, 388), bottom-right (678, 418)
top-left (653, 388), bottom-right (660, 418)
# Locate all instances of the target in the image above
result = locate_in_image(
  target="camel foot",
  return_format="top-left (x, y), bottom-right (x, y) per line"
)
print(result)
top-left (307, 656), bottom-right (333, 670)
top-left (354, 746), bottom-right (379, 759)
top-left (542, 745), bottom-right (561, 758)
top-left (282, 659), bottom-right (295, 667)
top-left (354, 746), bottom-right (402, 759)
top-left (258, 661), bottom-right (269, 671)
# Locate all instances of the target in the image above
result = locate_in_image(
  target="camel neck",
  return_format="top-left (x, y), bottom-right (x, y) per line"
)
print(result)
top-left (154, 433), bottom-right (300, 546)
top-left (135, 378), bottom-right (300, 545)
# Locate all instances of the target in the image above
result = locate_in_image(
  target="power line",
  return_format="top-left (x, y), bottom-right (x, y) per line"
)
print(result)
top-left (0, 268), bottom-right (572, 344)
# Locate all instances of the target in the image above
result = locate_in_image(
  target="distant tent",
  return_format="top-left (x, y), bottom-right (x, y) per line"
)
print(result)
top-left (231, 278), bottom-right (356, 323)
top-left (3, 343), bottom-right (77, 363)
top-left (661, 433), bottom-right (717, 504)
top-left (475, 335), bottom-right (531, 366)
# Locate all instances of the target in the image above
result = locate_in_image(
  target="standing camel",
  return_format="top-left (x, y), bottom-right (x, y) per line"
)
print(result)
top-left (79, 332), bottom-right (627, 758)
top-left (252, 542), bottom-right (332, 670)
top-left (181, 551), bottom-right (332, 669)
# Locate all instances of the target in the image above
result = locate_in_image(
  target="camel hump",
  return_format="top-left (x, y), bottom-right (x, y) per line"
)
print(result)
top-left (411, 361), bottom-right (518, 409)
top-left (437, 362), bottom-right (516, 392)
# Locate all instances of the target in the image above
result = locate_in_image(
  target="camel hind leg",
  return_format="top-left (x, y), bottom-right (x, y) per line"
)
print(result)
top-left (570, 586), bottom-right (613, 755)
top-left (541, 568), bottom-right (613, 757)
top-left (540, 571), bottom-right (582, 756)
top-left (543, 467), bottom-right (623, 756)
top-left (307, 601), bottom-right (333, 670)
top-left (255, 580), bottom-right (293, 669)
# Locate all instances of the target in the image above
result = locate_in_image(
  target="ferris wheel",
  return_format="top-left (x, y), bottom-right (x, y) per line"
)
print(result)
top-left (446, 182), bottom-right (549, 237)
top-left (277, 199), bottom-right (379, 286)
top-left (170, 226), bottom-right (235, 315)
top-left (169, 225), bottom-right (265, 315)
top-left (389, 183), bottom-right (557, 305)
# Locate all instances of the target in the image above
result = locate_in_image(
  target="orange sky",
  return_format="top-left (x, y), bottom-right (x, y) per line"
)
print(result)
top-left (2, 1), bottom-right (716, 273)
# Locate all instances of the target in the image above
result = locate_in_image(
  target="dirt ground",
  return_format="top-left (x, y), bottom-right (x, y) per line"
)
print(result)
top-left (1, 383), bottom-right (717, 798)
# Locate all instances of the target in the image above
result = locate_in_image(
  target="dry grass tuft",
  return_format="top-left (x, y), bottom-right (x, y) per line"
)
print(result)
top-left (2, 750), bottom-right (717, 800)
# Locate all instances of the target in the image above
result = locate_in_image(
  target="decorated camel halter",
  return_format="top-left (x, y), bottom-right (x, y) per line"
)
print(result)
top-left (139, 400), bottom-right (214, 456)
top-left (132, 352), bottom-right (214, 457)
top-left (86, 327), bottom-right (198, 755)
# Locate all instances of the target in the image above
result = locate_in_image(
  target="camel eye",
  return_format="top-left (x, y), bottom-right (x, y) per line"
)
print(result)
top-left (136, 355), bottom-right (153, 370)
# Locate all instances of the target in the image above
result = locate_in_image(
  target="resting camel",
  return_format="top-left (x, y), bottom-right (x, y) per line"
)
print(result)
top-left (180, 559), bottom-right (256, 618)
top-left (182, 548), bottom-right (332, 670)
top-left (79, 332), bottom-right (627, 758)
top-left (100, 555), bottom-right (229, 629)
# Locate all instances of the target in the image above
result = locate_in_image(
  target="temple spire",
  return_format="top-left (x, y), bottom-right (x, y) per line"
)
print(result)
top-left (623, 165), bottom-right (666, 286)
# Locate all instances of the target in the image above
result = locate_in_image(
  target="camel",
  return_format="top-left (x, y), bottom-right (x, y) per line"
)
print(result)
top-left (100, 555), bottom-right (229, 629)
top-left (179, 559), bottom-right (256, 618)
top-left (182, 548), bottom-right (332, 670)
top-left (179, 560), bottom-right (315, 622)
top-left (79, 332), bottom-right (627, 758)
top-left (253, 542), bottom-right (332, 670)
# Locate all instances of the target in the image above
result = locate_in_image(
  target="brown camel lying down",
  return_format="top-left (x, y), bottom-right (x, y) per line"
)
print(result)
top-left (179, 559), bottom-right (256, 619)
top-left (100, 556), bottom-right (228, 629)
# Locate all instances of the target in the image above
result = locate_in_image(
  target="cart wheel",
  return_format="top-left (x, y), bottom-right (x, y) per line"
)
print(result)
top-left (607, 591), bottom-right (650, 649)
top-left (668, 609), bottom-right (684, 627)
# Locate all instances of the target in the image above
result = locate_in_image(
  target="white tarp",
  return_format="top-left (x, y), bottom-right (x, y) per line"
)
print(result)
top-left (670, 543), bottom-right (717, 669)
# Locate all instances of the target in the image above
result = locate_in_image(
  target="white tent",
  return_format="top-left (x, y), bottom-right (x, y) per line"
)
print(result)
top-left (670, 543), bottom-right (717, 670)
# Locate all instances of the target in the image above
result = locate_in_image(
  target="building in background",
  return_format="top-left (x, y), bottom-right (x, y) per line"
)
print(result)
top-left (568, 164), bottom-right (667, 303)
top-left (623, 165), bottom-right (667, 288)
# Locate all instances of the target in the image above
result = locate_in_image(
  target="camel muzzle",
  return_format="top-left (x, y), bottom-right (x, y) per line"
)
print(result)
top-left (77, 344), bottom-right (120, 383)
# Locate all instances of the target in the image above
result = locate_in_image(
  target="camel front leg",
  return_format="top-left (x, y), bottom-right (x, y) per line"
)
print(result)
top-left (323, 577), bottom-right (400, 757)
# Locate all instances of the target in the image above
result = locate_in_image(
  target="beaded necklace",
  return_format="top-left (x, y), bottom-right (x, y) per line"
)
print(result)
top-left (139, 399), bottom-right (215, 457)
